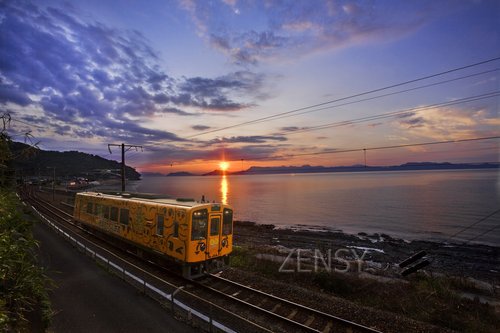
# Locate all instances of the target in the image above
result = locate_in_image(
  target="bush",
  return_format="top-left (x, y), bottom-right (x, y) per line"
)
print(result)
top-left (0, 190), bottom-right (52, 331)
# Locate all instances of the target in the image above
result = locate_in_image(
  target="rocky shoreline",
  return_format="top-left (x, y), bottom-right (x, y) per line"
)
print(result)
top-left (233, 220), bottom-right (500, 286)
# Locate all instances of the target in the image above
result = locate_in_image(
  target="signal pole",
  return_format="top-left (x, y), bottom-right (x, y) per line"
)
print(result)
top-left (108, 143), bottom-right (143, 192)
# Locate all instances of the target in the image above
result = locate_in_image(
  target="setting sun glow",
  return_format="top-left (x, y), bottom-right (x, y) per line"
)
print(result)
top-left (219, 161), bottom-right (230, 171)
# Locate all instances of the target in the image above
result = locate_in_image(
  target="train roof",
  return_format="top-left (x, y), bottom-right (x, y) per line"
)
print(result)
top-left (76, 191), bottom-right (222, 208)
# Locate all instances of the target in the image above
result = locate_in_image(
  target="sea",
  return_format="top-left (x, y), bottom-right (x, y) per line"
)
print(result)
top-left (120, 169), bottom-right (499, 246)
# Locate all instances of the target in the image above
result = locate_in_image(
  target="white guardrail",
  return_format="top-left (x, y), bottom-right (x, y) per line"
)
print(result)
top-left (30, 205), bottom-right (237, 333)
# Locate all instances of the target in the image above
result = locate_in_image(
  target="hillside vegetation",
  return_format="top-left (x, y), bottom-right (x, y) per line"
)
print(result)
top-left (9, 141), bottom-right (141, 180)
top-left (1, 135), bottom-right (52, 331)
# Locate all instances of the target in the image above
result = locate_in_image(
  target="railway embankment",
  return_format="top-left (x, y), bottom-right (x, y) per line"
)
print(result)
top-left (229, 221), bottom-right (500, 332)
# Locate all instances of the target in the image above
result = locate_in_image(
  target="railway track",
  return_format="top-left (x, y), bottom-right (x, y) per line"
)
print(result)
top-left (24, 189), bottom-right (382, 333)
top-left (193, 274), bottom-right (381, 333)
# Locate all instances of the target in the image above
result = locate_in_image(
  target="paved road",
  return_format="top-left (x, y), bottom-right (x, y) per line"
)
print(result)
top-left (33, 221), bottom-right (198, 333)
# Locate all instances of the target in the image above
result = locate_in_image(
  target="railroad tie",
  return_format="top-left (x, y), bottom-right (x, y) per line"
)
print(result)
top-left (322, 320), bottom-right (333, 333)
top-left (256, 299), bottom-right (267, 308)
top-left (287, 309), bottom-right (298, 320)
top-left (304, 315), bottom-right (315, 327)
top-left (219, 285), bottom-right (232, 293)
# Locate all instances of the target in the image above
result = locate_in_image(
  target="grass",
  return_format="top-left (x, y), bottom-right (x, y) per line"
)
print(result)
top-left (0, 190), bottom-right (53, 331)
top-left (230, 245), bottom-right (500, 333)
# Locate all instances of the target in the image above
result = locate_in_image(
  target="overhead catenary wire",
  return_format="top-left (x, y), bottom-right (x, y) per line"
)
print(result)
top-left (5, 59), bottom-right (499, 155)
top-left (185, 56), bottom-right (500, 139)
top-left (251, 135), bottom-right (500, 161)
top-left (442, 208), bottom-right (500, 244)
top-left (273, 91), bottom-right (500, 137)
top-left (3, 58), bottom-right (499, 171)
top-left (400, 207), bottom-right (500, 273)
top-left (464, 221), bottom-right (500, 245)
top-left (141, 135), bottom-right (500, 167)
top-left (230, 68), bottom-right (500, 127)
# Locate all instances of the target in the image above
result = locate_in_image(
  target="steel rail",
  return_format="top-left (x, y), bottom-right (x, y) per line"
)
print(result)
top-left (208, 274), bottom-right (381, 333)
top-left (193, 278), bottom-right (318, 332)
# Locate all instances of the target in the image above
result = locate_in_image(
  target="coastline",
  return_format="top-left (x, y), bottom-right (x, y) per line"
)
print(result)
top-left (233, 220), bottom-right (500, 285)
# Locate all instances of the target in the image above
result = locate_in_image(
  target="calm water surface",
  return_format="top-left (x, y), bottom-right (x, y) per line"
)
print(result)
top-left (129, 170), bottom-right (499, 246)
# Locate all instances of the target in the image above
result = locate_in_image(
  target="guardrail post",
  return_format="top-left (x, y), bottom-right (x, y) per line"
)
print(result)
top-left (171, 286), bottom-right (184, 314)
top-left (209, 304), bottom-right (213, 333)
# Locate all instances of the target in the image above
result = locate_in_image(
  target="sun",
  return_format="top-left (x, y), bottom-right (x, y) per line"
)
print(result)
top-left (219, 161), bottom-right (230, 171)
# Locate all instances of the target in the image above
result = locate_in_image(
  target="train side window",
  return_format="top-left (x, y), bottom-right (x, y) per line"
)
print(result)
top-left (94, 204), bottom-right (101, 216)
top-left (110, 207), bottom-right (119, 222)
top-left (119, 208), bottom-right (129, 225)
top-left (210, 217), bottom-right (220, 236)
top-left (173, 222), bottom-right (179, 238)
top-left (103, 206), bottom-right (110, 219)
top-left (192, 209), bottom-right (208, 240)
top-left (222, 208), bottom-right (233, 235)
top-left (157, 214), bottom-right (164, 236)
top-left (86, 202), bottom-right (93, 214)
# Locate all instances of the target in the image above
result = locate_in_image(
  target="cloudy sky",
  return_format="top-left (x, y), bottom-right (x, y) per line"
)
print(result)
top-left (1, 0), bottom-right (499, 173)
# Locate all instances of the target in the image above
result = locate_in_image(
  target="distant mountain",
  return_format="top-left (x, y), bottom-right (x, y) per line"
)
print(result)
top-left (10, 141), bottom-right (141, 180)
top-left (141, 172), bottom-right (166, 177)
top-left (225, 162), bottom-right (499, 176)
top-left (202, 169), bottom-right (226, 176)
top-left (167, 171), bottom-right (196, 177)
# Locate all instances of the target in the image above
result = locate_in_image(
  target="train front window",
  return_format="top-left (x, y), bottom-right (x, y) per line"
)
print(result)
top-left (210, 217), bottom-right (220, 236)
top-left (192, 209), bottom-right (208, 240)
top-left (222, 208), bottom-right (233, 235)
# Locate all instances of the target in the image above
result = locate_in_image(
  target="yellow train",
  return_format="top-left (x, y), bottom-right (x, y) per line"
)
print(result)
top-left (73, 192), bottom-right (233, 278)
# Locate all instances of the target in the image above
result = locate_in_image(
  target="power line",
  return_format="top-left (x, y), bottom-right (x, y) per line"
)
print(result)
top-left (464, 221), bottom-right (500, 244)
top-left (400, 208), bottom-right (500, 275)
top-left (274, 91), bottom-right (500, 137)
top-left (271, 135), bottom-right (500, 161)
top-left (11, 118), bottom-right (45, 129)
top-left (185, 56), bottom-right (500, 139)
top-left (232, 68), bottom-right (500, 127)
top-left (152, 135), bottom-right (500, 167)
top-left (444, 208), bottom-right (500, 243)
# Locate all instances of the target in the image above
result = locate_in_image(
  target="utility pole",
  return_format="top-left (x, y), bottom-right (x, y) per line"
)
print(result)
top-left (108, 143), bottom-right (143, 192)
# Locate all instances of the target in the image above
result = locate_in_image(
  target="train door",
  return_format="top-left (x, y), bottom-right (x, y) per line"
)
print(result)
top-left (208, 214), bottom-right (221, 258)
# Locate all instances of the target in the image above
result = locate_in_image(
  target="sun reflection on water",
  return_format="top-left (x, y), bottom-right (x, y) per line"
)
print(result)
top-left (220, 174), bottom-right (229, 204)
